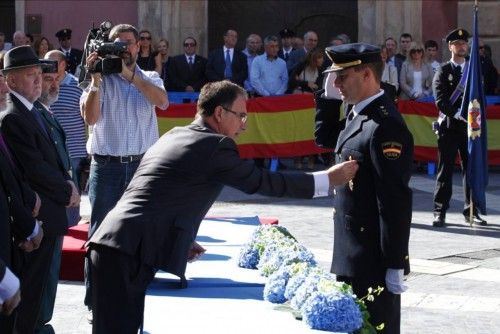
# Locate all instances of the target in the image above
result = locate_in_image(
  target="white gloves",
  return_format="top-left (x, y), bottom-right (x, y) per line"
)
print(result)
top-left (454, 111), bottom-right (467, 123)
top-left (323, 72), bottom-right (341, 99)
top-left (385, 268), bottom-right (407, 294)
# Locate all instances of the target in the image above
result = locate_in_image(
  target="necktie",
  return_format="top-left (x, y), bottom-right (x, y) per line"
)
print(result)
top-left (345, 108), bottom-right (355, 127)
top-left (188, 56), bottom-right (193, 69)
top-left (284, 51), bottom-right (289, 61)
top-left (30, 105), bottom-right (49, 136)
top-left (224, 49), bottom-right (232, 79)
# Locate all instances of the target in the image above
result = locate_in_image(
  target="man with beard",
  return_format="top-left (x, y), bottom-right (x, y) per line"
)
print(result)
top-left (80, 23), bottom-right (168, 315)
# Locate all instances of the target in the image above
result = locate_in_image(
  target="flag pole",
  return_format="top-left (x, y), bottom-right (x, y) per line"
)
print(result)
top-left (469, 0), bottom-right (477, 227)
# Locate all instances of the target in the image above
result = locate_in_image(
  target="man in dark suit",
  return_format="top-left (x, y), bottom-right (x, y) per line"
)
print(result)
top-left (0, 68), bottom-right (43, 332)
top-left (55, 28), bottom-right (83, 75)
top-left (432, 29), bottom-right (487, 227)
top-left (0, 45), bottom-right (80, 333)
top-left (286, 30), bottom-right (318, 73)
top-left (87, 80), bottom-right (359, 334)
top-left (168, 37), bottom-right (207, 92)
top-left (278, 28), bottom-right (295, 62)
top-left (316, 43), bottom-right (414, 334)
top-left (206, 29), bottom-right (248, 87)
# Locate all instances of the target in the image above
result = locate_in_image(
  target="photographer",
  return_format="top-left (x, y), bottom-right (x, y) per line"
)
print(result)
top-left (80, 23), bottom-right (168, 314)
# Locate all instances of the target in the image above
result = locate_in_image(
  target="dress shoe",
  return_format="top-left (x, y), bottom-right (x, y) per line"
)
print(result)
top-left (464, 214), bottom-right (487, 226)
top-left (432, 213), bottom-right (446, 227)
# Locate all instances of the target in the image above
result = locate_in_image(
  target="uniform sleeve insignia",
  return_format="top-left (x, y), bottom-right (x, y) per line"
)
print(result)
top-left (448, 73), bottom-right (453, 81)
top-left (382, 141), bottom-right (402, 159)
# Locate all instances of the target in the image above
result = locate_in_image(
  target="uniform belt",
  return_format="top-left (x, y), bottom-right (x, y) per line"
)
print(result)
top-left (94, 154), bottom-right (144, 163)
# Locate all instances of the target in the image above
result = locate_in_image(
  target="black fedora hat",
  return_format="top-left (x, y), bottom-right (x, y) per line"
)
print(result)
top-left (2, 45), bottom-right (49, 73)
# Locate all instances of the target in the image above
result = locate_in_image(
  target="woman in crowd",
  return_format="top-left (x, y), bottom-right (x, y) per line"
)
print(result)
top-left (380, 45), bottom-right (399, 102)
top-left (288, 49), bottom-right (324, 94)
top-left (137, 29), bottom-right (158, 72)
top-left (34, 36), bottom-right (52, 58)
top-left (399, 41), bottom-right (433, 100)
top-left (288, 49), bottom-right (325, 170)
top-left (155, 38), bottom-right (170, 89)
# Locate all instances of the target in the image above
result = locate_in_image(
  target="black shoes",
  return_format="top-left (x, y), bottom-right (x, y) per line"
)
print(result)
top-left (432, 213), bottom-right (446, 227)
top-left (464, 213), bottom-right (488, 226)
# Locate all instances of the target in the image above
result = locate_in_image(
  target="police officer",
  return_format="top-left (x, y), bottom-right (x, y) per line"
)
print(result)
top-left (432, 29), bottom-right (487, 227)
top-left (316, 43), bottom-right (414, 334)
top-left (55, 28), bottom-right (83, 75)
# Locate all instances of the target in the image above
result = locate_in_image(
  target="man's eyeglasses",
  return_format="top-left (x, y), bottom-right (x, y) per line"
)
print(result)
top-left (222, 107), bottom-right (248, 123)
top-left (184, 43), bottom-right (196, 47)
top-left (140, 36), bottom-right (152, 41)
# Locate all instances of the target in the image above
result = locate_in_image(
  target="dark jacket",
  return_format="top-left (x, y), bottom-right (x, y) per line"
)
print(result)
top-left (89, 117), bottom-right (315, 278)
top-left (205, 48), bottom-right (248, 87)
top-left (0, 94), bottom-right (72, 236)
top-left (317, 93), bottom-right (413, 277)
top-left (168, 54), bottom-right (208, 92)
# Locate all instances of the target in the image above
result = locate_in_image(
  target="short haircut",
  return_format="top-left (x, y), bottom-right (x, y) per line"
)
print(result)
top-left (264, 35), bottom-right (279, 45)
top-left (197, 80), bottom-right (247, 117)
top-left (110, 24), bottom-right (139, 42)
top-left (385, 37), bottom-right (397, 46)
top-left (354, 61), bottom-right (384, 83)
top-left (400, 33), bottom-right (413, 40)
top-left (424, 40), bottom-right (438, 49)
top-left (184, 37), bottom-right (197, 45)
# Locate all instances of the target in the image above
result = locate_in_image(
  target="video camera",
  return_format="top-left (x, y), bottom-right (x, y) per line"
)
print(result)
top-left (77, 21), bottom-right (127, 85)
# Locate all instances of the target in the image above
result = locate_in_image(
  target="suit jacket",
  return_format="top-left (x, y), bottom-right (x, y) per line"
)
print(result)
top-left (314, 93), bottom-right (343, 150)
top-left (286, 48), bottom-right (307, 73)
top-left (323, 94), bottom-right (413, 278)
top-left (205, 48), bottom-right (248, 87)
top-left (399, 61), bottom-right (434, 100)
top-left (60, 48), bottom-right (84, 75)
top-left (278, 48), bottom-right (295, 62)
top-left (168, 54), bottom-right (208, 92)
top-left (432, 61), bottom-right (467, 134)
top-left (0, 148), bottom-right (37, 272)
top-left (89, 118), bottom-right (315, 278)
top-left (0, 94), bottom-right (72, 236)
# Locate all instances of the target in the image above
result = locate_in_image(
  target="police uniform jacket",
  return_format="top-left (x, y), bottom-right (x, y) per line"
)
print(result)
top-left (88, 117), bottom-right (315, 278)
top-left (327, 93), bottom-right (413, 277)
top-left (432, 61), bottom-right (467, 134)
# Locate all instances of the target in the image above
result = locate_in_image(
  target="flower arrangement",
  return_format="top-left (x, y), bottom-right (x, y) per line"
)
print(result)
top-left (238, 224), bottom-right (381, 333)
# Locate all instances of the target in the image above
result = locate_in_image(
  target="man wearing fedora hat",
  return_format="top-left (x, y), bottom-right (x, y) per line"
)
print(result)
top-left (431, 28), bottom-right (487, 228)
top-left (315, 43), bottom-right (414, 334)
top-left (0, 45), bottom-right (80, 333)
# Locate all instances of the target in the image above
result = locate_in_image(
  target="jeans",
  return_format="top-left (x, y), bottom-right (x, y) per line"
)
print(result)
top-left (84, 155), bottom-right (141, 308)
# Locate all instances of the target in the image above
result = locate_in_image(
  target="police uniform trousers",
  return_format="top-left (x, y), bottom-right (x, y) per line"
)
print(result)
top-left (89, 244), bottom-right (156, 334)
top-left (337, 271), bottom-right (401, 334)
top-left (434, 125), bottom-right (473, 215)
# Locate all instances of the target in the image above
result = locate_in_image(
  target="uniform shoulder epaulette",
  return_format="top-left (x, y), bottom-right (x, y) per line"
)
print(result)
top-left (376, 104), bottom-right (390, 118)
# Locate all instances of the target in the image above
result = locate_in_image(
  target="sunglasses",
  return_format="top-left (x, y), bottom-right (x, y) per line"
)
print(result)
top-left (140, 36), bottom-right (152, 41)
top-left (184, 43), bottom-right (196, 47)
top-left (479, 46), bottom-right (485, 49)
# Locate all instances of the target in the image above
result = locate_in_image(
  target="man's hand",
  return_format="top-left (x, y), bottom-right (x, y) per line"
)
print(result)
top-left (326, 160), bottom-right (359, 186)
top-left (85, 52), bottom-right (102, 83)
top-left (453, 110), bottom-right (467, 123)
top-left (187, 241), bottom-right (206, 263)
top-left (18, 221), bottom-right (44, 252)
top-left (32, 192), bottom-right (41, 217)
top-left (1, 289), bottom-right (21, 316)
top-left (385, 268), bottom-right (408, 294)
top-left (67, 181), bottom-right (81, 207)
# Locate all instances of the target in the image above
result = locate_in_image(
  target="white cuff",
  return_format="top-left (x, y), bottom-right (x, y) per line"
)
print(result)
top-left (312, 171), bottom-right (329, 198)
top-left (0, 267), bottom-right (20, 303)
top-left (26, 220), bottom-right (40, 241)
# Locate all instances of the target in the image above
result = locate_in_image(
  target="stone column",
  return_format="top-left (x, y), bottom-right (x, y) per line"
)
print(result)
top-left (358, 0), bottom-right (422, 46)
top-left (15, 0), bottom-right (25, 32)
top-left (138, 0), bottom-right (208, 57)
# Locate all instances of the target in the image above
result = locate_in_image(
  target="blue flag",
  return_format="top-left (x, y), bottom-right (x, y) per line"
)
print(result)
top-left (460, 5), bottom-right (488, 214)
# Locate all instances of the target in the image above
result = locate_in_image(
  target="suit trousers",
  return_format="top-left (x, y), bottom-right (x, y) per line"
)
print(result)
top-left (14, 235), bottom-right (56, 334)
top-left (337, 273), bottom-right (401, 334)
top-left (433, 127), bottom-right (473, 215)
top-left (90, 245), bottom-right (156, 334)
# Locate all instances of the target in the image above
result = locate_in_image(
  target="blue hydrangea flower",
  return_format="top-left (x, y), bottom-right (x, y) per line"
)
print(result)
top-left (302, 290), bottom-right (363, 332)
top-left (238, 242), bottom-right (260, 269)
top-left (290, 270), bottom-right (335, 311)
